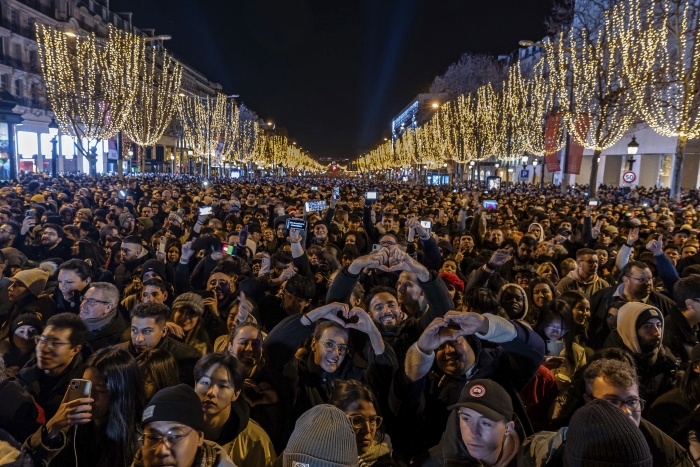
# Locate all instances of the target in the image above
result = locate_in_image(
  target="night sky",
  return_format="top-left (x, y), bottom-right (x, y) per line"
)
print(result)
top-left (110, 0), bottom-right (554, 162)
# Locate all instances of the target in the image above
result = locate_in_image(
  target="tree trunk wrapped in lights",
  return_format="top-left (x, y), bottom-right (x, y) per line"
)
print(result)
top-left (617, 0), bottom-right (700, 200)
top-left (36, 24), bottom-right (144, 176)
top-left (122, 47), bottom-right (182, 172)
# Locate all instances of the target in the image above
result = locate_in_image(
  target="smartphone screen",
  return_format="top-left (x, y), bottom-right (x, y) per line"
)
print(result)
top-left (286, 218), bottom-right (308, 231)
top-left (311, 186), bottom-right (318, 191)
top-left (304, 200), bottom-right (327, 213)
top-left (588, 200), bottom-right (599, 207)
top-left (482, 200), bottom-right (498, 210)
top-left (221, 243), bottom-right (236, 255)
top-left (199, 206), bottom-right (213, 216)
top-left (333, 187), bottom-right (340, 199)
top-left (365, 191), bottom-right (378, 200)
top-left (159, 236), bottom-right (167, 253)
top-left (420, 220), bottom-right (432, 230)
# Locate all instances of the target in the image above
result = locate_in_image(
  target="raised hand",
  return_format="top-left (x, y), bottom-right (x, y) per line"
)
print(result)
top-left (627, 227), bottom-right (640, 246)
top-left (305, 302), bottom-right (350, 326)
top-left (443, 310), bottom-right (489, 336)
top-left (46, 390), bottom-right (94, 440)
top-left (487, 247), bottom-right (513, 269)
top-left (288, 228), bottom-right (302, 244)
top-left (278, 263), bottom-right (297, 282)
top-left (347, 249), bottom-right (390, 275)
top-left (21, 216), bottom-right (35, 235)
top-left (406, 218), bottom-right (427, 238)
top-left (377, 247), bottom-right (430, 281)
top-left (203, 292), bottom-right (219, 317)
top-left (165, 321), bottom-right (185, 339)
top-left (237, 291), bottom-right (254, 322)
top-left (416, 318), bottom-right (455, 354)
top-left (181, 241), bottom-right (195, 262)
top-left (646, 234), bottom-right (664, 256)
top-left (591, 219), bottom-right (603, 240)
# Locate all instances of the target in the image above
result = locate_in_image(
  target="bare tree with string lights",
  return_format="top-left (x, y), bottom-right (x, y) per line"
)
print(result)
top-left (36, 24), bottom-right (143, 176)
top-left (122, 45), bottom-right (182, 173)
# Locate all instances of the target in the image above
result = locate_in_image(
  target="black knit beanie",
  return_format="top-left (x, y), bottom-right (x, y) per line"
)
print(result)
top-left (141, 384), bottom-right (206, 432)
top-left (564, 399), bottom-right (652, 467)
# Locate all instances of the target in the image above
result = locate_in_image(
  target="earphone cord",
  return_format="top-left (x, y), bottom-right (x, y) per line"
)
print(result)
top-left (73, 425), bottom-right (79, 467)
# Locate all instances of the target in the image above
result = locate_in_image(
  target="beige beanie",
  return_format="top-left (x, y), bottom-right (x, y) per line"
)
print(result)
top-left (14, 268), bottom-right (49, 297)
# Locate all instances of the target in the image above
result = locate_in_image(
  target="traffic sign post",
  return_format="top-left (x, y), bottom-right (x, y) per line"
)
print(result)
top-left (622, 171), bottom-right (636, 184)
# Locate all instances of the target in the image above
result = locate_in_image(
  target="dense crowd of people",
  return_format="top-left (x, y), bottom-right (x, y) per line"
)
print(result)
top-left (0, 174), bottom-right (698, 466)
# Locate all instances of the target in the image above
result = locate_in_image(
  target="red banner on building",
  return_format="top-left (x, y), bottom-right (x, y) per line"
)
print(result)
top-left (568, 114), bottom-right (589, 175)
top-left (544, 114), bottom-right (561, 172)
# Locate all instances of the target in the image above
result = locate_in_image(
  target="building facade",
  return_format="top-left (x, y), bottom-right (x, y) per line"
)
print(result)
top-left (0, 0), bottom-right (222, 176)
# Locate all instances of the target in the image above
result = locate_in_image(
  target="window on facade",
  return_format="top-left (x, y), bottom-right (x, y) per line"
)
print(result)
top-left (13, 43), bottom-right (21, 61)
top-left (11, 10), bottom-right (18, 25)
top-left (61, 135), bottom-right (76, 157)
top-left (17, 131), bottom-right (37, 159)
top-left (1, 74), bottom-right (8, 91)
top-left (0, 37), bottom-right (5, 58)
top-left (14, 79), bottom-right (20, 97)
top-left (40, 133), bottom-right (53, 159)
top-left (27, 17), bottom-right (34, 29)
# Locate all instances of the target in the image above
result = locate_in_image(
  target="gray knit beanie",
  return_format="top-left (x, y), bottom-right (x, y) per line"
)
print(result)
top-left (172, 292), bottom-right (205, 316)
top-left (564, 399), bottom-right (652, 467)
top-left (283, 404), bottom-right (358, 467)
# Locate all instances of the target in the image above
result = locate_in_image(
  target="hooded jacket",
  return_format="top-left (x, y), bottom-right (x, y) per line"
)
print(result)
top-left (415, 409), bottom-right (522, 467)
top-left (497, 283), bottom-right (529, 321)
top-left (603, 303), bottom-right (678, 405)
top-left (213, 398), bottom-right (276, 467)
top-left (555, 269), bottom-right (609, 298)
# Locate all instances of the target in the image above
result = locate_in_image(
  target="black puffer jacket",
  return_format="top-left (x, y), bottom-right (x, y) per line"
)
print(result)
top-left (263, 314), bottom-right (398, 446)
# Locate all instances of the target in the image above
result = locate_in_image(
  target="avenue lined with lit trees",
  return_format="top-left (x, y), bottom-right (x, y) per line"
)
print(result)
top-left (34, 23), bottom-right (323, 180)
top-left (359, 0), bottom-right (700, 200)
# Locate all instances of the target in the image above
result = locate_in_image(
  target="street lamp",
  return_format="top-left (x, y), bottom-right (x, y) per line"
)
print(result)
top-left (627, 135), bottom-right (639, 171)
top-left (521, 155), bottom-right (529, 168)
top-left (432, 102), bottom-right (439, 109)
top-left (48, 118), bottom-right (59, 177)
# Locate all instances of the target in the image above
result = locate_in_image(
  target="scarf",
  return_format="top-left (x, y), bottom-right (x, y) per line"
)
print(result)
top-left (358, 439), bottom-right (392, 467)
top-left (194, 442), bottom-right (221, 467)
top-left (83, 311), bottom-right (116, 333)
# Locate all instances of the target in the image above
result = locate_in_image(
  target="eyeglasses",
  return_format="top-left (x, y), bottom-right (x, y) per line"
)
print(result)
top-left (34, 335), bottom-right (72, 349)
top-left (347, 414), bottom-right (383, 430)
top-left (626, 276), bottom-right (652, 283)
top-left (141, 427), bottom-right (194, 449)
top-left (322, 340), bottom-right (348, 355)
top-left (379, 240), bottom-right (396, 247)
top-left (545, 325), bottom-right (567, 334)
top-left (82, 297), bottom-right (110, 306)
top-left (592, 396), bottom-right (645, 412)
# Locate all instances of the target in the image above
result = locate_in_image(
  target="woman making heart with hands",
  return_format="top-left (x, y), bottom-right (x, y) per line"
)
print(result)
top-left (264, 301), bottom-right (398, 443)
